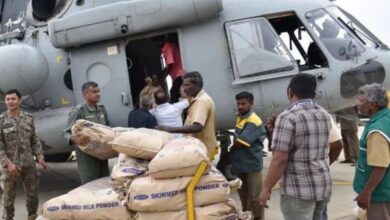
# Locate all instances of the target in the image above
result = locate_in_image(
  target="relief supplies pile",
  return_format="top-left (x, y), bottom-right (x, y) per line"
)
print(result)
top-left (42, 128), bottom-right (250, 219)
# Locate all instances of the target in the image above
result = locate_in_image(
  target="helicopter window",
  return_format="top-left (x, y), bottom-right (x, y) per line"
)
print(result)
top-left (225, 18), bottom-right (294, 79)
top-left (328, 6), bottom-right (381, 49)
top-left (268, 14), bottom-right (327, 70)
top-left (306, 9), bottom-right (365, 61)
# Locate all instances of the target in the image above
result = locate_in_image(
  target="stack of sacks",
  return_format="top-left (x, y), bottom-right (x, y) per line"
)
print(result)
top-left (109, 128), bottom-right (171, 160)
top-left (42, 177), bottom-right (134, 220)
top-left (126, 137), bottom-right (245, 219)
top-left (108, 128), bottom-right (171, 203)
top-left (71, 119), bottom-right (133, 160)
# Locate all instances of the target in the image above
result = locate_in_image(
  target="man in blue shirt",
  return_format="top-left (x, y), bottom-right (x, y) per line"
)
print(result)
top-left (128, 94), bottom-right (157, 129)
top-left (230, 91), bottom-right (266, 220)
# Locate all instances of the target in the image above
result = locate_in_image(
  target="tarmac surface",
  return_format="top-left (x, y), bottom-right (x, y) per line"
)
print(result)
top-left (10, 133), bottom-right (361, 220)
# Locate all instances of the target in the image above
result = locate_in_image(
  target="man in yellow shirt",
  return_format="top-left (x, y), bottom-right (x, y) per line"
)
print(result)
top-left (156, 71), bottom-right (217, 158)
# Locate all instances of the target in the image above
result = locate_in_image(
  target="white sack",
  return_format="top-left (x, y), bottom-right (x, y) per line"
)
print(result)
top-left (68, 177), bottom-right (110, 194)
top-left (110, 153), bottom-right (149, 188)
top-left (127, 169), bottom-right (230, 212)
top-left (36, 216), bottom-right (50, 220)
top-left (135, 199), bottom-right (237, 220)
top-left (43, 187), bottom-right (133, 220)
top-left (110, 128), bottom-right (171, 160)
top-left (71, 119), bottom-right (118, 160)
top-left (148, 137), bottom-right (210, 179)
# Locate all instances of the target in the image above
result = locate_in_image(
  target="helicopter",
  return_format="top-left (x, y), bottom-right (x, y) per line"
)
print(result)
top-left (0, 0), bottom-right (389, 161)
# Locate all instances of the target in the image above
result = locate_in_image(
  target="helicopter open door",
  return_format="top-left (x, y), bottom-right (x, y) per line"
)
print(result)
top-left (69, 41), bottom-right (131, 126)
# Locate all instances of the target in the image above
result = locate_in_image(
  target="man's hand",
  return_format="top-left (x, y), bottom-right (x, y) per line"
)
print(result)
top-left (259, 188), bottom-right (271, 208)
top-left (7, 162), bottom-right (21, 179)
top-left (154, 125), bottom-right (171, 132)
top-left (38, 159), bottom-right (50, 172)
top-left (354, 190), bottom-right (372, 210)
top-left (71, 133), bottom-right (91, 146)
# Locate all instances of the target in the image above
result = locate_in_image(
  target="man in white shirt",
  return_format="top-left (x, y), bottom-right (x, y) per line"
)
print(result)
top-left (150, 88), bottom-right (189, 138)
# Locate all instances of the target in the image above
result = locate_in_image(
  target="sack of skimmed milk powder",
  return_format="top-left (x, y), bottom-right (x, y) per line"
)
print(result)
top-left (135, 199), bottom-right (238, 220)
top-left (43, 177), bottom-right (133, 220)
top-left (35, 216), bottom-right (50, 220)
top-left (110, 128), bottom-right (171, 160)
top-left (127, 169), bottom-right (230, 212)
top-left (71, 119), bottom-right (133, 160)
top-left (68, 177), bottom-right (110, 194)
top-left (110, 153), bottom-right (149, 188)
top-left (148, 137), bottom-right (210, 179)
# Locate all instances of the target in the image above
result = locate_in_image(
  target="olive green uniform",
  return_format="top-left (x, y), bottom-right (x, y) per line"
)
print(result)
top-left (63, 103), bottom-right (109, 184)
top-left (0, 111), bottom-right (44, 220)
top-left (337, 106), bottom-right (359, 162)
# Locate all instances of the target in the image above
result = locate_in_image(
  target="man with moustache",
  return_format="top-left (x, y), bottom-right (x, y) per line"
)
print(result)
top-left (63, 81), bottom-right (110, 184)
top-left (155, 71), bottom-right (218, 158)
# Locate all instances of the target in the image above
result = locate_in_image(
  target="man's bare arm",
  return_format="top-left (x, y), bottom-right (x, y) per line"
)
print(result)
top-left (355, 167), bottom-right (387, 209)
top-left (329, 140), bottom-right (343, 165)
top-left (263, 150), bottom-right (289, 192)
top-left (259, 150), bottom-right (289, 208)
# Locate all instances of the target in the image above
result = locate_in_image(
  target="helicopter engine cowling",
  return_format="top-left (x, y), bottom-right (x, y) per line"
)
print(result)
top-left (0, 44), bottom-right (49, 95)
top-left (48, 0), bottom-right (223, 48)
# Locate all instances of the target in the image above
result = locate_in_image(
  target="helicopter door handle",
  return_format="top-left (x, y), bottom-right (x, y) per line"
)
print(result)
top-left (121, 93), bottom-right (129, 106)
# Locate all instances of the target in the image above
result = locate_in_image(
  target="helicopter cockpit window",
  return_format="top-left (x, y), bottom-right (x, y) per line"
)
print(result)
top-left (225, 18), bottom-right (294, 79)
top-left (328, 6), bottom-right (382, 49)
top-left (306, 9), bottom-right (365, 61)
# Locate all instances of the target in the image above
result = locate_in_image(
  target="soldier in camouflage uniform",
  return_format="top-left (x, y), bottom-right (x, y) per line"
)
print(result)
top-left (63, 81), bottom-right (110, 184)
top-left (0, 89), bottom-right (50, 220)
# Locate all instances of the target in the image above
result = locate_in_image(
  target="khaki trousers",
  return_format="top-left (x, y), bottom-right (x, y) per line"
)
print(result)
top-left (341, 129), bottom-right (359, 162)
top-left (237, 171), bottom-right (264, 220)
